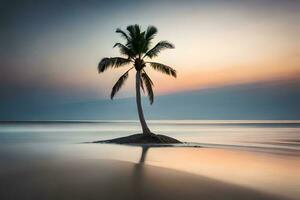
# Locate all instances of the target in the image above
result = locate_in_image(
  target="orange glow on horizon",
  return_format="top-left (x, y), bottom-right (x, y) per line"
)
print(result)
top-left (11, 1), bottom-right (298, 99)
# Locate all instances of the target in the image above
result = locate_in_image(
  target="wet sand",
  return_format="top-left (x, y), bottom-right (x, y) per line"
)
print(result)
top-left (0, 157), bottom-right (285, 200)
top-left (1, 121), bottom-right (299, 200)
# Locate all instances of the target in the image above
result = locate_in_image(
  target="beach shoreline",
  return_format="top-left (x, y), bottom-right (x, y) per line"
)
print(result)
top-left (0, 152), bottom-right (288, 200)
top-left (0, 120), bottom-right (299, 200)
top-left (1, 143), bottom-right (299, 200)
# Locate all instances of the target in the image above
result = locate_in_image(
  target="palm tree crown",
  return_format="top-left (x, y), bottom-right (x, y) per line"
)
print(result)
top-left (98, 24), bottom-right (177, 104)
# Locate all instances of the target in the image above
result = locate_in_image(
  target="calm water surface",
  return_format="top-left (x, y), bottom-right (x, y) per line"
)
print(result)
top-left (0, 120), bottom-right (299, 200)
top-left (1, 120), bottom-right (299, 151)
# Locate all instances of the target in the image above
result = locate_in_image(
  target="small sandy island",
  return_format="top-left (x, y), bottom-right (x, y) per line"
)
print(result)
top-left (93, 133), bottom-right (182, 144)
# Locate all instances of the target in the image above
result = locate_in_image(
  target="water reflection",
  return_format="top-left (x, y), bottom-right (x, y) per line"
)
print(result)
top-left (132, 146), bottom-right (149, 199)
top-left (130, 146), bottom-right (292, 200)
top-left (1, 121), bottom-right (299, 151)
top-left (144, 147), bottom-right (300, 200)
top-left (0, 141), bottom-right (298, 200)
top-left (1, 121), bottom-right (300, 200)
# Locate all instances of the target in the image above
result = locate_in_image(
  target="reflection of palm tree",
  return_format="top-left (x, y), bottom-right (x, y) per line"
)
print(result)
top-left (98, 25), bottom-right (177, 135)
top-left (134, 146), bottom-right (149, 175)
top-left (132, 146), bottom-right (150, 199)
top-left (138, 146), bottom-right (149, 164)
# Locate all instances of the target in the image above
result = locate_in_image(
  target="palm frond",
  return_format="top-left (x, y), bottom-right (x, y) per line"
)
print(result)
top-left (116, 28), bottom-right (130, 42)
top-left (144, 41), bottom-right (174, 58)
top-left (148, 62), bottom-right (177, 78)
top-left (141, 71), bottom-right (154, 104)
top-left (134, 24), bottom-right (141, 37)
top-left (98, 57), bottom-right (131, 73)
top-left (140, 78), bottom-right (145, 93)
top-left (126, 24), bottom-right (150, 56)
top-left (126, 24), bottom-right (141, 40)
top-left (113, 43), bottom-right (134, 58)
top-left (110, 69), bottom-right (131, 99)
top-left (145, 26), bottom-right (157, 41)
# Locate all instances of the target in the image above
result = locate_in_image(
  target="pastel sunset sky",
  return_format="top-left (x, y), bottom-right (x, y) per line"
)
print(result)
top-left (1, 0), bottom-right (299, 100)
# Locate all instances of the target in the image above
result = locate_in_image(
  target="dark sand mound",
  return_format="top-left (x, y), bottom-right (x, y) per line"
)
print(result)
top-left (93, 133), bottom-right (182, 144)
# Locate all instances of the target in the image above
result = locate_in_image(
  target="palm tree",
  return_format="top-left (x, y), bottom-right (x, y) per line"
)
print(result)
top-left (98, 24), bottom-right (176, 135)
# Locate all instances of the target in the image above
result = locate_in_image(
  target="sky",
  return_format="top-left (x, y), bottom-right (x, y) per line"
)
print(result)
top-left (1, 0), bottom-right (299, 102)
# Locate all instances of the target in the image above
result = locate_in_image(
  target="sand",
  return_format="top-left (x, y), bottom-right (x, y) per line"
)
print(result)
top-left (93, 133), bottom-right (182, 144)
top-left (0, 155), bottom-right (285, 200)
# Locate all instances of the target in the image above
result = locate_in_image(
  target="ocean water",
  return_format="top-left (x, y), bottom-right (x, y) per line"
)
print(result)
top-left (0, 120), bottom-right (299, 152)
top-left (0, 120), bottom-right (300, 200)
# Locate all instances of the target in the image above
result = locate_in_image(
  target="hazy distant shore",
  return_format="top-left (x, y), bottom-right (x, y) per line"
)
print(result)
top-left (1, 120), bottom-right (300, 124)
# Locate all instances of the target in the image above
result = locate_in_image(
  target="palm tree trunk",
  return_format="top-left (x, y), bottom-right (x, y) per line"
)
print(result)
top-left (136, 71), bottom-right (151, 135)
